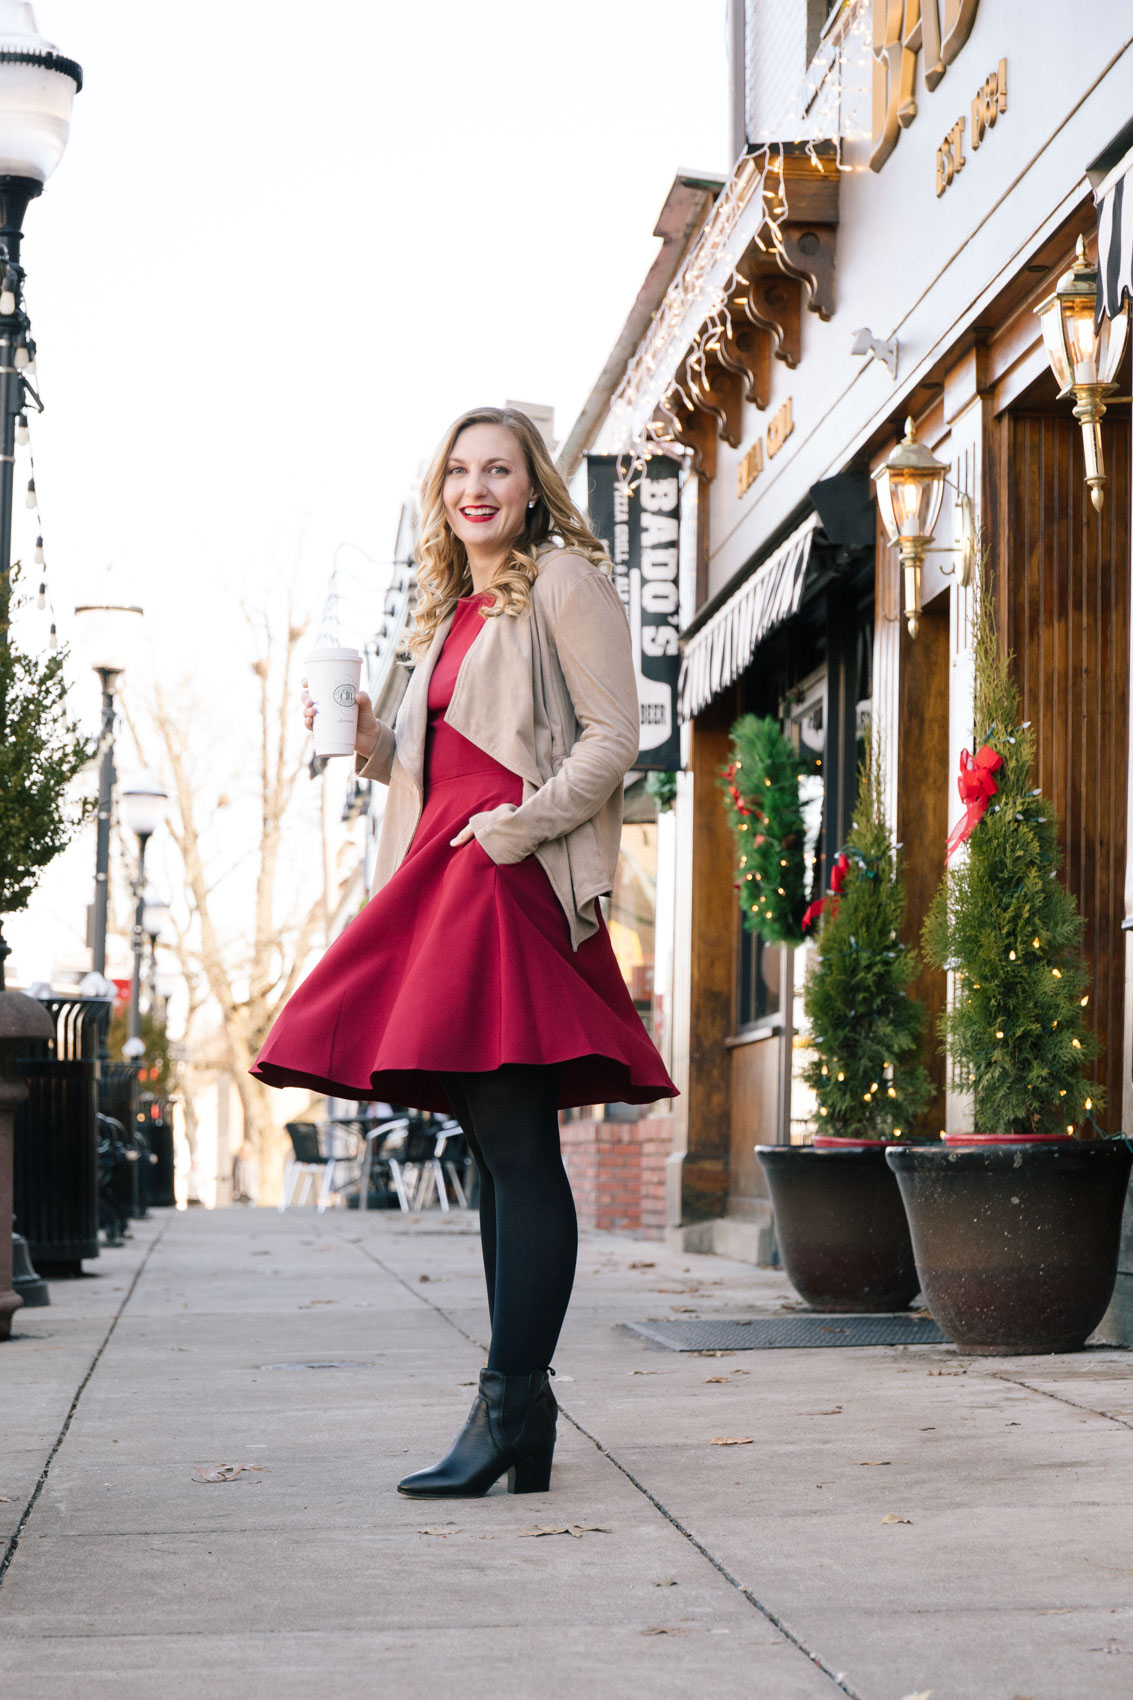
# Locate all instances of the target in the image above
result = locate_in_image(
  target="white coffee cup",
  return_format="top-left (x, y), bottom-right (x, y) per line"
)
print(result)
top-left (306, 645), bottom-right (363, 757)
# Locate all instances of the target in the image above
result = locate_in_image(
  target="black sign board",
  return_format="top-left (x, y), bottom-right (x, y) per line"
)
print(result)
top-left (585, 454), bottom-right (682, 771)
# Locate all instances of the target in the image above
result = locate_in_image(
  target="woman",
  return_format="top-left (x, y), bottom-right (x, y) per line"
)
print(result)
top-left (251, 405), bottom-right (676, 1498)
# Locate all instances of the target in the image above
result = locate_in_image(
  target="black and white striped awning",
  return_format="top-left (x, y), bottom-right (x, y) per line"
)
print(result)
top-left (1092, 130), bottom-right (1133, 321)
top-left (677, 513), bottom-right (818, 721)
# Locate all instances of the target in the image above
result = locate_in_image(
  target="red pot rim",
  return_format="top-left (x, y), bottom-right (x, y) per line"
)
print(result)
top-left (942, 1132), bottom-right (1077, 1146)
top-left (811, 1136), bottom-right (900, 1150)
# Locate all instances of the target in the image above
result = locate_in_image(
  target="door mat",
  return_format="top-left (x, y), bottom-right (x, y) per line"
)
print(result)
top-left (621, 1314), bottom-right (948, 1351)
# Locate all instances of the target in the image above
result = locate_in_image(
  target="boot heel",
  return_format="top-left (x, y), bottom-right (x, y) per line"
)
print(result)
top-left (507, 1446), bottom-right (554, 1494)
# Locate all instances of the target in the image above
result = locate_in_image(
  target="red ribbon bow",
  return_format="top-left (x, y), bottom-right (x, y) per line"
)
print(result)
top-left (802, 852), bottom-right (850, 934)
top-left (945, 744), bottom-right (1004, 862)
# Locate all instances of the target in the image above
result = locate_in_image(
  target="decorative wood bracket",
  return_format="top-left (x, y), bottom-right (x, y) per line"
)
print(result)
top-left (742, 272), bottom-right (802, 369)
top-left (777, 224), bottom-right (837, 320)
top-left (714, 316), bottom-right (772, 411)
top-left (652, 395), bottom-right (717, 481)
top-left (686, 354), bottom-right (744, 448)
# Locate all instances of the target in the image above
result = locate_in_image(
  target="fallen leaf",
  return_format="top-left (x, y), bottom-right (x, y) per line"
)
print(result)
top-left (418, 1274), bottom-right (431, 1282)
top-left (641, 1626), bottom-right (689, 1636)
top-left (520, 1524), bottom-right (613, 1539)
top-left (859, 1460), bottom-right (892, 1467)
top-left (710, 1437), bottom-right (754, 1447)
top-left (0, 1495), bottom-right (12, 1503)
top-left (899, 1691), bottom-right (934, 1699)
top-left (800, 1407), bottom-right (842, 1416)
top-left (653, 1577), bottom-right (679, 1588)
top-left (630, 1369), bottom-right (660, 1376)
top-left (705, 1376), bottom-right (730, 1384)
top-left (881, 1513), bottom-right (912, 1525)
top-left (193, 1464), bottom-right (264, 1484)
top-left (628, 1261), bottom-right (655, 1270)
top-left (418, 1525), bottom-right (460, 1537)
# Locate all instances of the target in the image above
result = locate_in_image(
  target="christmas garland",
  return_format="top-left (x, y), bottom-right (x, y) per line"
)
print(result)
top-left (719, 714), bottom-right (809, 946)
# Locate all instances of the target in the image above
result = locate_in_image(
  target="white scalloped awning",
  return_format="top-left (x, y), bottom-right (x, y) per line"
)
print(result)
top-left (1095, 137), bottom-right (1133, 322)
top-left (677, 513), bottom-right (818, 720)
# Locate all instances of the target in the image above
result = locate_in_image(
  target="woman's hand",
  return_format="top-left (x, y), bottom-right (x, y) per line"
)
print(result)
top-left (300, 678), bottom-right (381, 759)
top-left (449, 823), bottom-right (475, 848)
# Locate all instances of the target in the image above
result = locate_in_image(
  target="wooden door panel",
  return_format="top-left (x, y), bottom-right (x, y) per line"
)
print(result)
top-left (998, 413), bottom-right (1130, 1128)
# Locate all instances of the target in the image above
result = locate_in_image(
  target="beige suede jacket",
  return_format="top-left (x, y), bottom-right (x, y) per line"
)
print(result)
top-left (354, 546), bottom-right (640, 950)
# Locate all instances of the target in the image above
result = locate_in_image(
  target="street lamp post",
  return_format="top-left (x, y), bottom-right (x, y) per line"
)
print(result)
top-left (142, 888), bottom-right (169, 1016)
top-left (119, 773), bottom-right (167, 1056)
top-left (0, 2), bottom-right (81, 992)
top-left (72, 595), bottom-right (143, 974)
top-left (0, 2), bottom-right (82, 582)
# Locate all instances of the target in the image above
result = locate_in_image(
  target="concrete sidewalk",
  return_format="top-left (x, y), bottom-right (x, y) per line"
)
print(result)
top-left (1, 1208), bottom-right (1131, 1700)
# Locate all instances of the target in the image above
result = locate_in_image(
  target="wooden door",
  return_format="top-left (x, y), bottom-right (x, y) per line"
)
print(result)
top-left (996, 411), bottom-right (1131, 1129)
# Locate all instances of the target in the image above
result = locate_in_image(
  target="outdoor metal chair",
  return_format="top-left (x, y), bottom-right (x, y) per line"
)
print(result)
top-left (279, 1120), bottom-right (365, 1212)
top-left (381, 1117), bottom-right (471, 1213)
top-left (358, 1116), bottom-right (411, 1210)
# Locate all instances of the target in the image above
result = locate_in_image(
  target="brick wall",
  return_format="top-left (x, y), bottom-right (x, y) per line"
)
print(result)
top-left (560, 1116), bottom-right (673, 1239)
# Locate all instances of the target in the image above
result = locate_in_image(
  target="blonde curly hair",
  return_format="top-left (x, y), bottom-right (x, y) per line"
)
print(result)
top-left (404, 405), bottom-right (611, 662)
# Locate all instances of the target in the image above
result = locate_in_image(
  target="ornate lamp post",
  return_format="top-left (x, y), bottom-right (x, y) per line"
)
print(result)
top-left (0, 2), bottom-right (81, 991)
top-left (73, 591), bottom-right (143, 975)
top-left (0, 2), bottom-right (82, 590)
top-left (0, 2), bottom-right (82, 1339)
top-left (1034, 235), bottom-right (1131, 512)
top-left (874, 417), bottom-right (976, 639)
top-left (119, 772), bottom-right (167, 1057)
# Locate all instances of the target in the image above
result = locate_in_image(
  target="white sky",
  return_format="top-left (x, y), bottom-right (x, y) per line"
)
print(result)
top-left (6, 0), bottom-right (729, 993)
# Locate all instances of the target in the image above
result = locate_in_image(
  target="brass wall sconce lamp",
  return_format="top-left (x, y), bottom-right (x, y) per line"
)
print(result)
top-left (1034, 236), bottom-right (1130, 512)
top-left (873, 418), bottom-right (976, 639)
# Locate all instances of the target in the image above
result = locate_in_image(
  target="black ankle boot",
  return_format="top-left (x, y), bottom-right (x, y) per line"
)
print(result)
top-left (397, 1368), bottom-right (557, 1498)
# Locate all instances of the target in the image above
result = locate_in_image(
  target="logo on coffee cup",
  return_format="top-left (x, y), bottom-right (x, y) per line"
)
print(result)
top-left (332, 683), bottom-right (356, 707)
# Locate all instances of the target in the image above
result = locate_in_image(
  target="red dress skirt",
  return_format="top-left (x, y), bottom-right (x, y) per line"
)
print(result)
top-left (250, 594), bottom-right (678, 1113)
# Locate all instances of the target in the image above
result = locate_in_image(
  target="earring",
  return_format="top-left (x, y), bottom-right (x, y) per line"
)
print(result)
top-left (528, 498), bottom-right (537, 509)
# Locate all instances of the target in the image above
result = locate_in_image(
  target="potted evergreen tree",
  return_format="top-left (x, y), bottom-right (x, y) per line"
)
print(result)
top-left (757, 750), bottom-right (933, 1311)
top-left (889, 594), bottom-right (1132, 1354)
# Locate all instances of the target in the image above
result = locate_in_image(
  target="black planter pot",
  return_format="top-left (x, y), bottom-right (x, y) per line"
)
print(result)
top-left (886, 1140), bottom-right (1133, 1354)
top-left (755, 1143), bottom-right (921, 1312)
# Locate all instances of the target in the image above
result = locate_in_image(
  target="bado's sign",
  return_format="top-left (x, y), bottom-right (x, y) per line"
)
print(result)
top-left (585, 453), bottom-right (681, 772)
top-left (871, 0), bottom-right (981, 172)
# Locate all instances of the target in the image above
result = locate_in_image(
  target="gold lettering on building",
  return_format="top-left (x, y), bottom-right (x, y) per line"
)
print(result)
top-left (767, 397), bottom-right (794, 459)
top-left (737, 437), bottom-right (764, 498)
top-left (871, 0), bottom-right (981, 174)
top-left (936, 59), bottom-right (1006, 197)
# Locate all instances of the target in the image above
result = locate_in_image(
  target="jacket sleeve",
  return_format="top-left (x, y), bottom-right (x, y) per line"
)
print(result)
top-left (353, 720), bottom-right (397, 786)
top-left (469, 571), bottom-right (640, 864)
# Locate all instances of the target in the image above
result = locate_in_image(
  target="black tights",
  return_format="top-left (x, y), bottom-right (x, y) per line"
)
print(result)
top-left (440, 1063), bottom-right (578, 1375)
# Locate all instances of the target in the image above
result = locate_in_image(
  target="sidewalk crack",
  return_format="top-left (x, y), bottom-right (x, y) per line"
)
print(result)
top-left (351, 1235), bottom-right (861, 1698)
top-left (987, 1369), bottom-right (1133, 1431)
top-left (0, 1221), bottom-right (168, 1593)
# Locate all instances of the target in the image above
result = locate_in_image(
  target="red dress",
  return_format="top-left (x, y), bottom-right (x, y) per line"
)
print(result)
top-left (251, 594), bottom-right (677, 1112)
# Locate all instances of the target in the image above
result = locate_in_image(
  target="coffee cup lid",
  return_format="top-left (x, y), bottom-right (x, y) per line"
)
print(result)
top-left (306, 645), bottom-right (361, 663)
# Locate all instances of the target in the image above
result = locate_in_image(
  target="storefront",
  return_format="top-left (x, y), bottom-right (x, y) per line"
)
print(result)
top-left (562, 2), bottom-right (1133, 1302)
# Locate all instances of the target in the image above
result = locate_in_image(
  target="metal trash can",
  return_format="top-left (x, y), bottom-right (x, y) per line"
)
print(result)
top-left (100, 1061), bottom-right (146, 1219)
top-left (13, 996), bottom-right (111, 1274)
top-left (139, 1092), bottom-right (176, 1208)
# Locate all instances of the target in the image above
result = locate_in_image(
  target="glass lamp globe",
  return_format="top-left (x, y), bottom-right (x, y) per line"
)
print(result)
top-left (1035, 236), bottom-right (1130, 396)
top-left (0, 2), bottom-right (82, 184)
top-left (873, 418), bottom-right (947, 547)
top-left (73, 597), bottom-right (143, 677)
top-left (120, 770), bottom-right (167, 841)
top-left (142, 889), bottom-right (170, 939)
